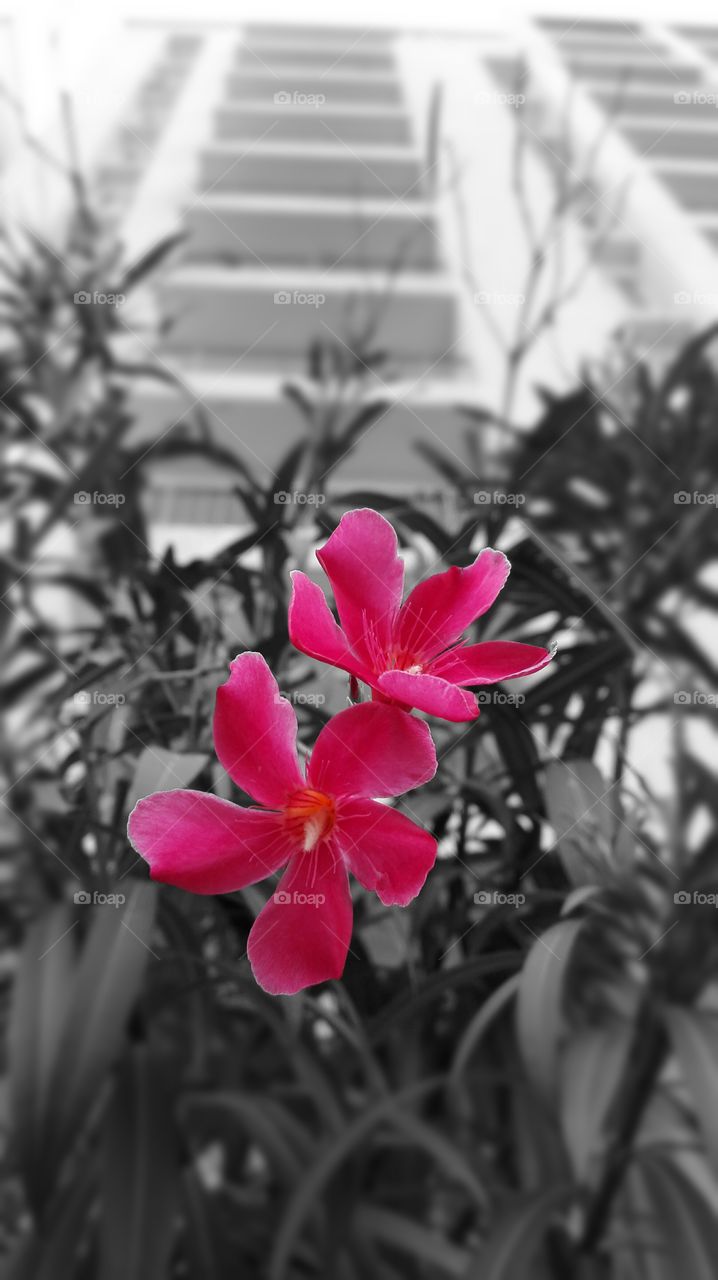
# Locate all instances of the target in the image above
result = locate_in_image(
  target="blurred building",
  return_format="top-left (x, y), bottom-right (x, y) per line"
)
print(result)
top-left (3, 12), bottom-right (718, 551)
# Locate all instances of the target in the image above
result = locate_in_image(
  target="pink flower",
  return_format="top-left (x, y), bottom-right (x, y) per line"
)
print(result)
top-left (289, 508), bottom-right (554, 722)
top-left (127, 652), bottom-right (437, 995)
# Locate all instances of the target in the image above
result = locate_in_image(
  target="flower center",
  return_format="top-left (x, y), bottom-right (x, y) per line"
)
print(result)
top-left (387, 649), bottom-right (424, 676)
top-left (283, 789), bottom-right (336, 852)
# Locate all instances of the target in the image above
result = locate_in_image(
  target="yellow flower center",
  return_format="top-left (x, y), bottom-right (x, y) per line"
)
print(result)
top-left (283, 789), bottom-right (336, 852)
top-left (387, 649), bottom-right (424, 675)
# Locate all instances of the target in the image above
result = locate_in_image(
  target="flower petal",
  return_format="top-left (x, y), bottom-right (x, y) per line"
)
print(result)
top-left (288, 571), bottom-right (370, 680)
top-left (431, 640), bottom-right (554, 685)
top-left (336, 798), bottom-right (437, 906)
top-left (213, 652), bottom-right (305, 807)
top-left (128, 791), bottom-right (292, 893)
top-left (376, 670), bottom-right (479, 722)
top-left (307, 702), bottom-right (436, 798)
top-left (395, 548), bottom-right (510, 660)
top-left (316, 509), bottom-right (404, 661)
top-left (247, 840), bottom-right (352, 995)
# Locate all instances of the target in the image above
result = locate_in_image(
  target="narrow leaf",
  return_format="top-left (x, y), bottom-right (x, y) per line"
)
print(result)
top-left (466, 1185), bottom-right (572, 1278)
top-left (99, 1047), bottom-right (179, 1280)
top-left (47, 882), bottom-right (157, 1166)
top-left (663, 1006), bottom-right (718, 1177)
top-left (515, 919), bottom-right (583, 1105)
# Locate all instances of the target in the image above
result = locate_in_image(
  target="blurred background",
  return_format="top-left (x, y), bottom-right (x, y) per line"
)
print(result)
top-left (3, 1), bottom-right (718, 1276)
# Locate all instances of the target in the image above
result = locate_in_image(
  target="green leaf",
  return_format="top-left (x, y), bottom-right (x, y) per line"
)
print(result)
top-left (356, 1205), bottom-right (467, 1277)
top-left (120, 230), bottom-right (185, 291)
top-left (516, 919), bottom-right (583, 1106)
top-left (359, 911), bottom-right (410, 969)
top-left (559, 1020), bottom-right (633, 1183)
top-left (181, 1170), bottom-right (222, 1280)
top-left (126, 747), bottom-right (208, 809)
top-left (99, 1047), bottom-right (179, 1280)
top-left (449, 974), bottom-right (520, 1101)
top-left (268, 1079), bottom-right (484, 1280)
top-left (543, 759), bottom-right (633, 887)
top-left (466, 1185), bottom-right (572, 1278)
top-left (369, 953), bottom-right (520, 1043)
top-left (5, 1144), bottom-right (99, 1280)
top-left (663, 1006), bottom-right (718, 1177)
top-left (612, 1165), bottom-right (666, 1280)
top-left (47, 882), bottom-right (157, 1170)
top-left (637, 1153), bottom-right (718, 1280)
top-left (6, 903), bottom-right (76, 1210)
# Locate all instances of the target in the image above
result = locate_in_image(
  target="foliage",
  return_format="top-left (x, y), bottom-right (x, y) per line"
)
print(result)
top-left (2, 197), bottom-right (718, 1280)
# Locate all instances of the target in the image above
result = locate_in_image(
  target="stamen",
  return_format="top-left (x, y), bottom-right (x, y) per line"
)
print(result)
top-left (361, 616), bottom-right (388, 672)
top-left (283, 789), bottom-right (336, 852)
top-left (399, 605), bottom-right (443, 662)
top-left (383, 648), bottom-right (424, 675)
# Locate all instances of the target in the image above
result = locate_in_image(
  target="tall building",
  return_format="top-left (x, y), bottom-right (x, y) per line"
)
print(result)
top-left (4, 13), bottom-right (718, 550)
